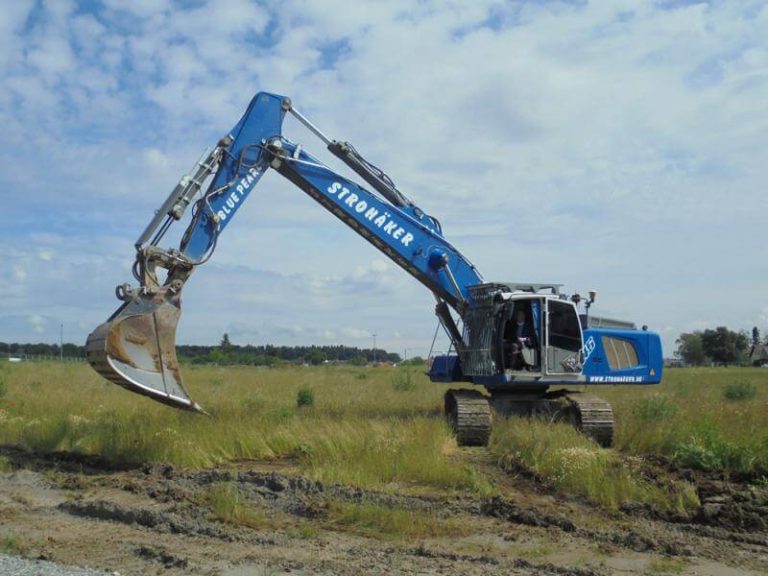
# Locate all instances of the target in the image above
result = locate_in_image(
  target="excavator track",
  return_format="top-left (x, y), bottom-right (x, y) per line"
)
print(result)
top-left (561, 393), bottom-right (614, 448)
top-left (489, 390), bottom-right (615, 448)
top-left (444, 389), bottom-right (492, 447)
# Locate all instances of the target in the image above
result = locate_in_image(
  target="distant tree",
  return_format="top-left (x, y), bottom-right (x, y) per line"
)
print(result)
top-left (220, 333), bottom-right (232, 349)
top-left (675, 333), bottom-right (707, 365)
top-left (305, 349), bottom-right (327, 365)
top-left (208, 348), bottom-right (228, 364)
top-left (752, 326), bottom-right (761, 345)
top-left (259, 355), bottom-right (281, 367)
top-left (349, 354), bottom-right (367, 366)
top-left (62, 343), bottom-right (81, 357)
top-left (700, 327), bottom-right (748, 365)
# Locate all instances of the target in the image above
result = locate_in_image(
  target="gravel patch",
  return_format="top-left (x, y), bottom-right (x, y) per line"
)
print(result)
top-left (0, 554), bottom-right (111, 576)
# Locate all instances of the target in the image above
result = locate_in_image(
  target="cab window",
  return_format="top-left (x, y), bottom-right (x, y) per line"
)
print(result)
top-left (546, 300), bottom-right (582, 374)
top-left (548, 300), bottom-right (581, 352)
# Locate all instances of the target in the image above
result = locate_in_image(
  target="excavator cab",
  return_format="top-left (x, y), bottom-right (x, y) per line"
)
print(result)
top-left (437, 286), bottom-right (597, 447)
top-left (431, 283), bottom-right (585, 386)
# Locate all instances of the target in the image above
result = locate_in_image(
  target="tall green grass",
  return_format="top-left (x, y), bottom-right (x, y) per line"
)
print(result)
top-left (0, 362), bottom-right (484, 493)
top-left (326, 499), bottom-right (470, 539)
top-left (489, 368), bottom-right (766, 508)
top-left (604, 368), bottom-right (768, 475)
top-left (489, 418), bottom-right (699, 512)
top-left (204, 480), bottom-right (268, 529)
top-left (1, 361), bottom-right (765, 505)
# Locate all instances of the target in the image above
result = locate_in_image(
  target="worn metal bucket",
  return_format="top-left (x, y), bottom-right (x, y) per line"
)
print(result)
top-left (85, 287), bottom-right (203, 412)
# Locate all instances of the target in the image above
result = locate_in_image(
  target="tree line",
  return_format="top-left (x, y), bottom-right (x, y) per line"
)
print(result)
top-left (0, 336), bottom-right (401, 366)
top-left (0, 342), bottom-right (82, 357)
top-left (675, 326), bottom-right (765, 366)
top-left (183, 335), bottom-right (401, 365)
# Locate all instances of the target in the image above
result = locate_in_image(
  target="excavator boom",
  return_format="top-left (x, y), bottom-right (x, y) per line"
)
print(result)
top-left (86, 92), bottom-right (483, 410)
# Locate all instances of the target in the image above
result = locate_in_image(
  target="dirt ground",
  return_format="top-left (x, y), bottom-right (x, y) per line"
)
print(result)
top-left (0, 446), bottom-right (766, 576)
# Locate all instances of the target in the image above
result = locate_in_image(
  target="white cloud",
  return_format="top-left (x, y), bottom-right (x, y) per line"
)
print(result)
top-left (12, 265), bottom-right (27, 282)
top-left (340, 327), bottom-right (372, 340)
top-left (28, 314), bottom-right (46, 334)
top-left (142, 148), bottom-right (170, 171)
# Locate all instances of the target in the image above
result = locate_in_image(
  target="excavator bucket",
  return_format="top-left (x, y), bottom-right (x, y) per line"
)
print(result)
top-left (85, 287), bottom-right (203, 412)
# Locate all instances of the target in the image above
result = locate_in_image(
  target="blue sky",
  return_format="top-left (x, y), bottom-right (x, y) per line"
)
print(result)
top-left (1, 0), bottom-right (766, 357)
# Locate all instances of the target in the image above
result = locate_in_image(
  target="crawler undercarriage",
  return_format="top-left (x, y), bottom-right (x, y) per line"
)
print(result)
top-left (444, 388), bottom-right (614, 448)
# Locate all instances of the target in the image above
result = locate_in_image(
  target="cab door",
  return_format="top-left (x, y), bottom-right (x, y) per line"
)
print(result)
top-left (544, 299), bottom-right (584, 375)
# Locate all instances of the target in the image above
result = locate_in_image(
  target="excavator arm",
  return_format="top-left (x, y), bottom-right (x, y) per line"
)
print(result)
top-left (86, 92), bottom-right (483, 410)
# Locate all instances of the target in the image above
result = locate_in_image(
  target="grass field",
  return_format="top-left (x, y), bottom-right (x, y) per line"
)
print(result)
top-left (605, 369), bottom-right (768, 474)
top-left (0, 361), bottom-right (766, 512)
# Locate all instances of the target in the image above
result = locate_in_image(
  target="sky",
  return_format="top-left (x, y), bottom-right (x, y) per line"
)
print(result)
top-left (0, 0), bottom-right (766, 358)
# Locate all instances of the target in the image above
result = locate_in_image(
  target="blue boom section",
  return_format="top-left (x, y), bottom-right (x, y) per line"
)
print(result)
top-left (272, 145), bottom-right (483, 308)
top-left (181, 92), bottom-right (286, 261)
top-left (180, 92), bottom-right (483, 310)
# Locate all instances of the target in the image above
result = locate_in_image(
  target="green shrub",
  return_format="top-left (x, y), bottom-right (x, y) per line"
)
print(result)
top-left (723, 380), bottom-right (757, 401)
top-left (292, 520), bottom-right (319, 539)
top-left (274, 406), bottom-right (297, 420)
top-left (391, 370), bottom-right (416, 392)
top-left (1, 533), bottom-right (25, 555)
top-left (673, 421), bottom-right (753, 472)
top-left (207, 481), bottom-right (240, 521)
top-left (205, 481), bottom-right (266, 529)
top-left (296, 387), bottom-right (314, 408)
top-left (633, 395), bottom-right (678, 422)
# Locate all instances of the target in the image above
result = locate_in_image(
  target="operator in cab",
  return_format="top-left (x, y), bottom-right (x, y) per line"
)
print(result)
top-left (507, 307), bottom-right (536, 371)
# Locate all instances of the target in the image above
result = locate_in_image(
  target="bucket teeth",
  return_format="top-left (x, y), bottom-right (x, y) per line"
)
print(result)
top-left (85, 288), bottom-right (203, 412)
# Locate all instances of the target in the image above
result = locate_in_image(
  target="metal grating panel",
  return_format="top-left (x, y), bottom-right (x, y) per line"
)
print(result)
top-left (461, 284), bottom-right (504, 376)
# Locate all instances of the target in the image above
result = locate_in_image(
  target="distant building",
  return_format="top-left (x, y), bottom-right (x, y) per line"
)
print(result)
top-left (751, 344), bottom-right (768, 366)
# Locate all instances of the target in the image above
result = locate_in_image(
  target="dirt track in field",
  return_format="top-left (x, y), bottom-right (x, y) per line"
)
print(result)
top-left (0, 445), bottom-right (766, 576)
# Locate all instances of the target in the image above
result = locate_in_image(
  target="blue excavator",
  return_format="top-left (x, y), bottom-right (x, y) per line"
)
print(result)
top-left (86, 92), bottom-right (663, 447)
